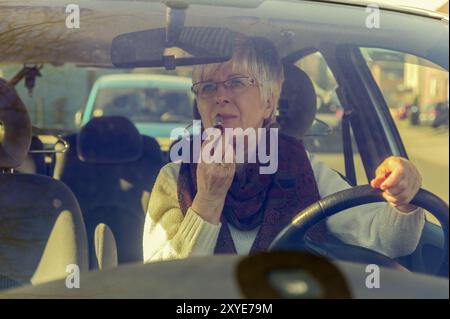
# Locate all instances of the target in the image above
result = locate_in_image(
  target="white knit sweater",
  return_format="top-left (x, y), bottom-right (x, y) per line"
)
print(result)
top-left (143, 153), bottom-right (425, 263)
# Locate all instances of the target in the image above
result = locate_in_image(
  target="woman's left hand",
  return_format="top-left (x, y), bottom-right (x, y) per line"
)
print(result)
top-left (370, 156), bottom-right (422, 213)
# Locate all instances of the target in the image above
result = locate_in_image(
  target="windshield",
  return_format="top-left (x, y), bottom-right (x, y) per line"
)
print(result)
top-left (92, 87), bottom-right (193, 123)
top-left (0, 0), bottom-right (448, 299)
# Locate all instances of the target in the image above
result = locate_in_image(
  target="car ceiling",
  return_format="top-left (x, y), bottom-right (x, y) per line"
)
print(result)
top-left (0, 0), bottom-right (448, 68)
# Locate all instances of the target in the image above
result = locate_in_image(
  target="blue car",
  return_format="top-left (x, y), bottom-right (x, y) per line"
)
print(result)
top-left (81, 73), bottom-right (194, 151)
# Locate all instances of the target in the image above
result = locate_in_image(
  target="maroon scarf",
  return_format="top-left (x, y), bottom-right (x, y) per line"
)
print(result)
top-left (177, 133), bottom-right (326, 254)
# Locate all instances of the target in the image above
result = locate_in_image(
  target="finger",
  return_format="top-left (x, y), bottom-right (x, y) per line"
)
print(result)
top-left (383, 192), bottom-right (401, 206)
top-left (380, 164), bottom-right (406, 190)
top-left (202, 129), bottom-right (221, 148)
top-left (202, 129), bottom-right (223, 158)
top-left (222, 140), bottom-right (235, 164)
top-left (220, 130), bottom-right (233, 159)
top-left (384, 178), bottom-right (408, 196)
top-left (385, 187), bottom-right (404, 197)
top-left (382, 192), bottom-right (398, 207)
top-left (383, 191), bottom-right (412, 206)
top-left (371, 173), bottom-right (389, 188)
top-left (375, 160), bottom-right (390, 177)
top-left (371, 158), bottom-right (394, 188)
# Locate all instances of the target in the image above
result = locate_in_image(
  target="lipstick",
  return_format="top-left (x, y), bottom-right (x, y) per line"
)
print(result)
top-left (213, 114), bottom-right (224, 134)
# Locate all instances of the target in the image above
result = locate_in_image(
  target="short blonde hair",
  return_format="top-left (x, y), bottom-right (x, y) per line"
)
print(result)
top-left (192, 36), bottom-right (284, 125)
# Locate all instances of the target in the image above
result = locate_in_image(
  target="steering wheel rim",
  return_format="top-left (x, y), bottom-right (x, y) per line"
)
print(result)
top-left (268, 185), bottom-right (449, 277)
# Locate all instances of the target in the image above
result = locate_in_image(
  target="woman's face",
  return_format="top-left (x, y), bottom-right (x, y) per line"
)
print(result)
top-left (196, 60), bottom-right (274, 131)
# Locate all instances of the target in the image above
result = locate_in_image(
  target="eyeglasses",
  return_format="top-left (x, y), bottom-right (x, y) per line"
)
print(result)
top-left (191, 76), bottom-right (258, 98)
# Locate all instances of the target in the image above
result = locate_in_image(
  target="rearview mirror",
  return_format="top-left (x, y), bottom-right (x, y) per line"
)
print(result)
top-left (110, 27), bottom-right (238, 69)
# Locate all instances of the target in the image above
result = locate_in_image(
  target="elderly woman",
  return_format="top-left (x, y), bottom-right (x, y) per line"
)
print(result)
top-left (143, 37), bottom-right (425, 263)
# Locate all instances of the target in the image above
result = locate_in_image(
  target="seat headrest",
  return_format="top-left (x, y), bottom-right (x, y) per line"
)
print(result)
top-left (277, 65), bottom-right (317, 139)
top-left (0, 79), bottom-right (32, 169)
top-left (78, 116), bottom-right (143, 163)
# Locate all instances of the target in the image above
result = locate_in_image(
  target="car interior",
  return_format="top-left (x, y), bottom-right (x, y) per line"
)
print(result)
top-left (1, 58), bottom-right (447, 287)
top-left (0, 0), bottom-right (448, 297)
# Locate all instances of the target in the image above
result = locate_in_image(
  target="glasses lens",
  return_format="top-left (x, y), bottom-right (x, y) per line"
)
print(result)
top-left (194, 77), bottom-right (255, 97)
top-left (226, 77), bottom-right (247, 89)
top-left (198, 82), bottom-right (217, 96)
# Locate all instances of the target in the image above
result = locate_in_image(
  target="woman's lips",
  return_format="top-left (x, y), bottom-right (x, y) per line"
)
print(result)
top-left (217, 113), bottom-right (238, 120)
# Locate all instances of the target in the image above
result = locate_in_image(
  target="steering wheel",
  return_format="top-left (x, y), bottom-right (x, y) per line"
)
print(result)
top-left (269, 185), bottom-right (449, 277)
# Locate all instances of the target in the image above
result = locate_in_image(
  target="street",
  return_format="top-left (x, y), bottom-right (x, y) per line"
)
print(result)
top-left (396, 120), bottom-right (449, 204)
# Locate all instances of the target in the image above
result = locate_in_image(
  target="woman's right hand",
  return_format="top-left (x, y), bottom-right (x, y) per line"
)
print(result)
top-left (191, 131), bottom-right (235, 225)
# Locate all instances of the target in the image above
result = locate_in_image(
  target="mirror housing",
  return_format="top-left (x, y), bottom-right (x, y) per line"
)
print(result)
top-left (110, 27), bottom-right (238, 69)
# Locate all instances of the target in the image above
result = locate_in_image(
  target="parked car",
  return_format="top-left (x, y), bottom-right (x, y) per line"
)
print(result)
top-left (0, 0), bottom-right (448, 299)
top-left (396, 103), bottom-right (421, 125)
top-left (432, 101), bottom-right (449, 128)
top-left (420, 101), bottom-right (449, 128)
top-left (396, 103), bottom-right (413, 120)
top-left (80, 73), bottom-right (194, 151)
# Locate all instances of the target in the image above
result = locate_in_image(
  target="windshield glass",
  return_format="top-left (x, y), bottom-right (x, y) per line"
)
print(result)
top-left (0, 0), bottom-right (448, 299)
top-left (92, 87), bottom-right (193, 123)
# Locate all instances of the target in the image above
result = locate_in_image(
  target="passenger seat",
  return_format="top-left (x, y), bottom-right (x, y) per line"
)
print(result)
top-left (16, 136), bottom-right (47, 175)
top-left (54, 116), bottom-right (164, 266)
top-left (0, 79), bottom-right (88, 288)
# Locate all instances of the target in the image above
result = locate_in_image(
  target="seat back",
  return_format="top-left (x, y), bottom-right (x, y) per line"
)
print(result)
top-left (0, 79), bottom-right (88, 287)
top-left (93, 223), bottom-right (118, 270)
top-left (16, 136), bottom-right (47, 175)
top-left (277, 64), bottom-right (318, 139)
top-left (54, 116), bottom-right (163, 265)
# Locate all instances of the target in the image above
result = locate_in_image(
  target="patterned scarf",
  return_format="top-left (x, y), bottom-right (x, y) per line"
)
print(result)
top-left (177, 133), bottom-right (326, 254)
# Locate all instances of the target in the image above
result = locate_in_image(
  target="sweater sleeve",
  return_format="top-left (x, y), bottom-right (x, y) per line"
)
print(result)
top-left (143, 163), bottom-right (221, 263)
top-left (308, 153), bottom-right (426, 258)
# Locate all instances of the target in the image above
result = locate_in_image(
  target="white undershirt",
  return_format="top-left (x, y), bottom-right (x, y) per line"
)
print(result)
top-left (228, 224), bottom-right (260, 255)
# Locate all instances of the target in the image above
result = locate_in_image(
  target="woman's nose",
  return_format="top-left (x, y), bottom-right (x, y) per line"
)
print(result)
top-left (215, 84), bottom-right (230, 105)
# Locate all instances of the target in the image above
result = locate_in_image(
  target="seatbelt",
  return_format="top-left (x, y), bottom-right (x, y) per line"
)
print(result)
top-left (335, 85), bottom-right (358, 186)
top-left (341, 111), bottom-right (357, 186)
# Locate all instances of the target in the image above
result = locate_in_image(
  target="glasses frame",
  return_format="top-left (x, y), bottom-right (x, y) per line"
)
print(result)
top-left (191, 76), bottom-right (258, 97)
